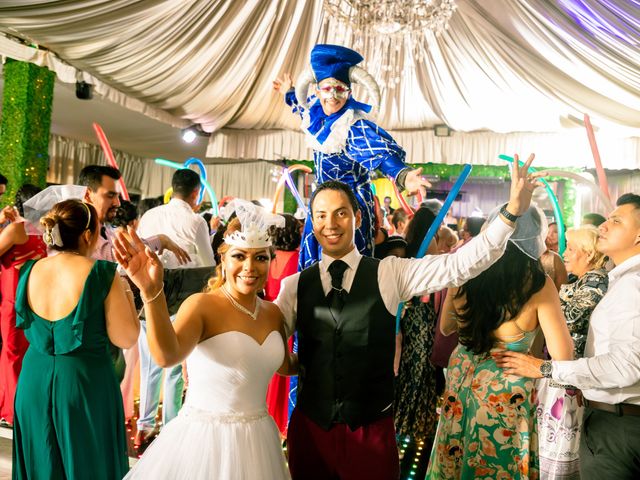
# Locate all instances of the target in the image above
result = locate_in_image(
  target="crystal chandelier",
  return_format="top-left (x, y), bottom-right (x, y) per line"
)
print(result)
top-left (323, 0), bottom-right (457, 36)
top-left (321, 0), bottom-right (458, 89)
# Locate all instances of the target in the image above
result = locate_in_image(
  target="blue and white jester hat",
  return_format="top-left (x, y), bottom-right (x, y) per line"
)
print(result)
top-left (295, 44), bottom-right (380, 115)
top-left (310, 44), bottom-right (363, 85)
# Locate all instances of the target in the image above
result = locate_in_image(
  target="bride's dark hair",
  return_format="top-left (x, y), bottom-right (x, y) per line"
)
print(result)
top-left (455, 242), bottom-right (546, 355)
top-left (205, 218), bottom-right (241, 292)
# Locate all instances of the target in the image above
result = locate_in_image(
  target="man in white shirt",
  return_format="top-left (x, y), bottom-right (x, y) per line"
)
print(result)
top-left (276, 155), bottom-right (540, 480)
top-left (134, 169), bottom-right (215, 449)
top-left (498, 193), bottom-right (640, 479)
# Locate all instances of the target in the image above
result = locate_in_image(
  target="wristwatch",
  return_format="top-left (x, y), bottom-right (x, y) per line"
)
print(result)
top-left (499, 205), bottom-right (520, 223)
top-left (540, 360), bottom-right (553, 379)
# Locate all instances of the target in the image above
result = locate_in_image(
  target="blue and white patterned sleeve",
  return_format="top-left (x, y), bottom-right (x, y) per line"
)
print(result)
top-left (285, 90), bottom-right (306, 119)
top-left (345, 119), bottom-right (407, 178)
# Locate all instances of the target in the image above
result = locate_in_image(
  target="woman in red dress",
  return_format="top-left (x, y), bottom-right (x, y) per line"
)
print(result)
top-left (264, 213), bottom-right (301, 436)
top-left (0, 184), bottom-right (47, 426)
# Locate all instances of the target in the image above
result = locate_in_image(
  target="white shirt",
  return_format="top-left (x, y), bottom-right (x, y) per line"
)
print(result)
top-left (137, 198), bottom-right (215, 269)
top-left (553, 253), bottom-right (640, 405)
top-left (275, 218), bottom-right (514, 337)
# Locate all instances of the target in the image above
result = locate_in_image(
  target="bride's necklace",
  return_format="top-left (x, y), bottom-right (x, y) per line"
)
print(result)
top-left (221, 285), bottom-right (259, 320)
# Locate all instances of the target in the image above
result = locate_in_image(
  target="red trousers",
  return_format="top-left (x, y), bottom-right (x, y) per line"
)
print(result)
top-left (0, 309), bottom-right (28, 424)
top-left (287, 408), bottom-right (399, 480)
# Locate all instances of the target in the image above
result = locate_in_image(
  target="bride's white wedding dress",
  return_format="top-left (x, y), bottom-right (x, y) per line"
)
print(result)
top-left (125, 330), bottom-right (291, 479)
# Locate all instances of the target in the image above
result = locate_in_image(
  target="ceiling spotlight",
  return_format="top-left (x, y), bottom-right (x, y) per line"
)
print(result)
top-left (180, 124), bottom-right (210, 143)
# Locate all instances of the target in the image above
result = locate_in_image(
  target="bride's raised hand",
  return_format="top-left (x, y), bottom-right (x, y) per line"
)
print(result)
top-left (113, 226), bottom-right (164, 297)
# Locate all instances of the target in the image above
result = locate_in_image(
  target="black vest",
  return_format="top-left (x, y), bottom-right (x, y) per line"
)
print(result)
top-left (296, 256), bottom-right (396, 430)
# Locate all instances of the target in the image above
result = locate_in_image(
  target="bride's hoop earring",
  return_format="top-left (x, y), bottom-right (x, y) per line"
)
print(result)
top-left (222, 269), bottom-right (226, 281)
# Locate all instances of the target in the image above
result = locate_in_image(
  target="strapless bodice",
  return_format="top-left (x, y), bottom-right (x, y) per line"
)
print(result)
top-left (183, 330), bottom-right (284, 414)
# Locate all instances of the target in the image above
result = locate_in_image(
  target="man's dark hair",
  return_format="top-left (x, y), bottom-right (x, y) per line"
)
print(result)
top-left (0, 173), bottom-right (7, 185)
top-left (137, 196), bottom-right (164, 218)
top-left (172, 169), bottom-right (201, 198)
top-left (310, 180), bottom-right (359, 216)
top-left (582, 212), bottom-right (606, 227)
top-left (15, 184), bottom-right (42, 216)
top-left (384, 196), bottom-right (391, 202)
top-left (617, 193), bottom-right (640, 210)
top-left (391, 209), bottom-right (408, 229)
top-left (466, 217), bottom-right (486, 237)
top-left (111, 200), bottom-right (138, 228)
top-left (78, 165), bottom-right (121, 190)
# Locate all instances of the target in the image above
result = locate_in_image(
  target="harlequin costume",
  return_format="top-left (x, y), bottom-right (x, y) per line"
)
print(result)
top-left (285, 44), bottom-right (413, 269)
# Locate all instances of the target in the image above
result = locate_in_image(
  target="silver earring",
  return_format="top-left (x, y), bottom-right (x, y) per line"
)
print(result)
top-left (222, 269), bottom-right (226, 281)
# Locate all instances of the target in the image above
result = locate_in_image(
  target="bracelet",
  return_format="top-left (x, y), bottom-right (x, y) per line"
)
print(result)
top-left (499, 205), bottom-right (520, 223)
top-left (395, 168), bottom-right (411, 192)
top-left (142, 283), bottom-right (164, 305)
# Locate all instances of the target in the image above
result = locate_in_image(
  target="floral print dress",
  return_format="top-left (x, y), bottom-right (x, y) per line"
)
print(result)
top-left (427, 328), bottom-right (540, 479)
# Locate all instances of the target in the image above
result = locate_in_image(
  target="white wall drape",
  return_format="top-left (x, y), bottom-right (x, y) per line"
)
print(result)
top-left (207, 128), bottom-right (640, 169)
top-left (47, 134), bottom-right (276, 201)
top-left (137, 159), bottom-right (276, 201)
top-left (46, 132), bottom-right (640, 216)
top-left (48, 134), bottom-right (147, 192)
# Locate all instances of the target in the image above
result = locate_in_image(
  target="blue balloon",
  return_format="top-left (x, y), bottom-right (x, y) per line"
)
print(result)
top-left (395, 164), bottom-right (473, 334)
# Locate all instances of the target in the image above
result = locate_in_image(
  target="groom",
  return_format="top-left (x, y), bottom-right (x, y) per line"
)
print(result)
top-left (275, 156), bottom-right (541, 479)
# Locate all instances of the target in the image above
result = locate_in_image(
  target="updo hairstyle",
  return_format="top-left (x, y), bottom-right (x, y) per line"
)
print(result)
top-left (40, 199), bottom-right (99, 252)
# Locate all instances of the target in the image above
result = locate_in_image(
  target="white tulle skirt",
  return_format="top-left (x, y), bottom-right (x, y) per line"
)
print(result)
top-left (125, 406), bottom-right (291, 480)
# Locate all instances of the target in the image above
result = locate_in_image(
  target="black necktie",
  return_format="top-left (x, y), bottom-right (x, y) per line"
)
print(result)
top-left (100, 225), bottom-right (107, 239)
top-left (327, 260), bottom-right (349, 315)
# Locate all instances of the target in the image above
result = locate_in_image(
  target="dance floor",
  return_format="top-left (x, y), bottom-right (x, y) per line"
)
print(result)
top-left (0, 425), bottom-right (137, 478)
top-left (0, 425), bottom-right (429, 478)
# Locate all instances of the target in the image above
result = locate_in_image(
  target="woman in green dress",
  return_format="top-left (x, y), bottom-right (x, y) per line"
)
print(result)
top-left (427, 205), bottom-right (574, 479)
top-left (12, 199), bottom-right (139, 480)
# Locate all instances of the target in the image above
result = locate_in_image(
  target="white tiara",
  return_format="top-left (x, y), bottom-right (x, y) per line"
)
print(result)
top-left (224, 199), bottom-right (285, 249)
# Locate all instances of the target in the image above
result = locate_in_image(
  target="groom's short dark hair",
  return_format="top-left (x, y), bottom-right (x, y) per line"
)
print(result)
top-left (310, 180), bottom-right (359, 216)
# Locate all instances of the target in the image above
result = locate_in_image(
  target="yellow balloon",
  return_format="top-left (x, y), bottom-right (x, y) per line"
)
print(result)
top-left (164, 188), bottom-right (173, 204)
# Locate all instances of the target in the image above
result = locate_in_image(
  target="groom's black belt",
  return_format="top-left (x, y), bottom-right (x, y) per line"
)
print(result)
top-left (584, 399), bottom-right (640, 417)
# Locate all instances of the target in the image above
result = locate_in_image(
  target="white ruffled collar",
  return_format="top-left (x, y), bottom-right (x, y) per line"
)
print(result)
top-left (301, 100), bottom-right (370, 154)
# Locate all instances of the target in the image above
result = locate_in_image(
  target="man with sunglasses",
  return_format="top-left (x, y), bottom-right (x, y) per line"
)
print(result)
top-left (274, 44), bottom-right (430, 270)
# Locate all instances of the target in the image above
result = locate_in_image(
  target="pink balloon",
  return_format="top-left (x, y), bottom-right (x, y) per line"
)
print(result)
top-left (583, 114), bottom-right (611, 202)
top-left (93, 123), bottom-right (130, 201)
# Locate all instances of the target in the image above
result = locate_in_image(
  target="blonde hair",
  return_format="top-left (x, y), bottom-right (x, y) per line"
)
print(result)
top-left (205, 218), bottom-right (242, 293)
top-left (566, 225), bottom-right (607, 270)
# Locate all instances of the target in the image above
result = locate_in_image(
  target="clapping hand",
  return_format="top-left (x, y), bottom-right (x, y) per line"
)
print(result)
top-left (273, 73), bottom-right (293, 94)
top-left (113, 226), bottom-right (164, 299)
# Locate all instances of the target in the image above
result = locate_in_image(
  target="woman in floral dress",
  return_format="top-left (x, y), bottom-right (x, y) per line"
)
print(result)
top-left (427, 205), bottom-right (574, 479)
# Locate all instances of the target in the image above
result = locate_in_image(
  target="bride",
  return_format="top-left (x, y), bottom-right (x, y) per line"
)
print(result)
top-left (114, 200), bottom-right (296, 480)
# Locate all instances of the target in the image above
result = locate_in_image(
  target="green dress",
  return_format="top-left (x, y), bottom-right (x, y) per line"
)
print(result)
top-left (12, 259), bottom-right (128, 480)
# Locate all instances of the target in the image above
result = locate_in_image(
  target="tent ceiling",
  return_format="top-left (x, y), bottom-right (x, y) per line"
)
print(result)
top-left (0, 64), bottom-right (208, 161)
top-left (0, 0), bottom-right (638, 161)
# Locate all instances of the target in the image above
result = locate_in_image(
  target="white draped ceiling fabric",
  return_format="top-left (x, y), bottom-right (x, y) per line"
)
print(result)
top-left (0, 0), bottom-right (639, 169)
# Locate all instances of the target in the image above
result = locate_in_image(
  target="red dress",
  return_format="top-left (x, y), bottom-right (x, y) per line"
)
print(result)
top-left (263, 249), bottom-right (298, 436)
top-left (0, 231), bottom-right (47, 424)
